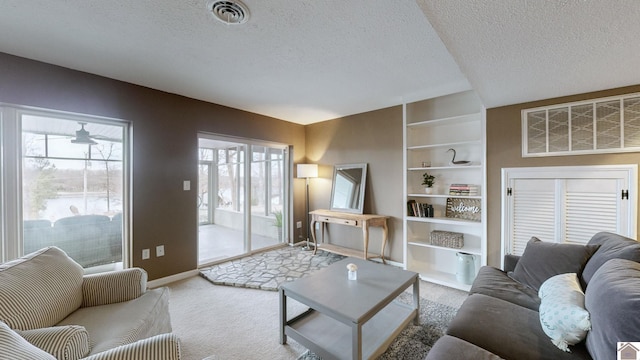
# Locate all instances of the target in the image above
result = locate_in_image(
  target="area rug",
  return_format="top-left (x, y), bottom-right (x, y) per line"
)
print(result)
top-left (296, 292), bottom-right (458, 360)
top-left (199, 246), bottom-right (345, 291)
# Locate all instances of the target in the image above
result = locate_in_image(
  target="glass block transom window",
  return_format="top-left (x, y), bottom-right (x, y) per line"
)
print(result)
top-left (522, 93), bottom-right (640, 157)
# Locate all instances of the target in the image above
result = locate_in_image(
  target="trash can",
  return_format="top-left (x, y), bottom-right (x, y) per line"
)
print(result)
top-left (456, 252), bottom-right (476, 285)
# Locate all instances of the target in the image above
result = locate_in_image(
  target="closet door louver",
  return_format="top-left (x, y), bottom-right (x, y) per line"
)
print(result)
top-left (510, 179), bottom-right (556, 255)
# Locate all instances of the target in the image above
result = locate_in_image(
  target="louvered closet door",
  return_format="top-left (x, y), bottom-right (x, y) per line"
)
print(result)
top-left (503, 166), bottom-right (636, 256)
top-left (509, 178), bottom-right (556, 255)
top-left (564, 178), bottom-right (623, 244)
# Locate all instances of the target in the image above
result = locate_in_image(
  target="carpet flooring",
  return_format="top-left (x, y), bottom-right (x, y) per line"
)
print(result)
top-left (199, 246), bottom-right (345, 291)
top-left (297, 292), bottom-right (458, 360)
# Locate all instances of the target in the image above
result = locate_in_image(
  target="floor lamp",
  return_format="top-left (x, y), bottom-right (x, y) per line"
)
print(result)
top-left (297, 164), bottom-right (318, 251)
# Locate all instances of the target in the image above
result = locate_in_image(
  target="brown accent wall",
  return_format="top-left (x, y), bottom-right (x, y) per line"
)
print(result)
top-left (486, 85), bottom-right (640, 267)
top-left (305, 106), bottom-right (404, 262)
top-left (0, 52), bottom-right (305, 280)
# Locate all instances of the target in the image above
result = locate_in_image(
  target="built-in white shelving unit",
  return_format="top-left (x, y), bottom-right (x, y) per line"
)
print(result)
top-left (403, 90), bottom-right (487, 291)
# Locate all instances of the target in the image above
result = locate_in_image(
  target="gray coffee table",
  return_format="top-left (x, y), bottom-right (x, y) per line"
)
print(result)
top-left (279, 258), bottom-right (419, 360)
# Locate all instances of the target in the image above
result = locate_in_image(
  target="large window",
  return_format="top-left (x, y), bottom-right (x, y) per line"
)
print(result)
top-left (1, 106), bottom-right (130, 269)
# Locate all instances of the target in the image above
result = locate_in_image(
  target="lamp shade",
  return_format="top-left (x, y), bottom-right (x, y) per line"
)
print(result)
top-left (297, 164), bottom-right (318, 179)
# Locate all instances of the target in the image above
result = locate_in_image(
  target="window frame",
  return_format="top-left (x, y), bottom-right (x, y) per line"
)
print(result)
top-left (0, 104), bottom-right (132, 266)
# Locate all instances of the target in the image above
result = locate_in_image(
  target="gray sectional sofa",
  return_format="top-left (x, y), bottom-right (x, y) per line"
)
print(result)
top-left (427, 232), bottom-right (640, 360)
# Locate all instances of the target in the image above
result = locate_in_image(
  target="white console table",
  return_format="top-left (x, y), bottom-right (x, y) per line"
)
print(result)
top-left (309, 209), bottom-right (389, 264)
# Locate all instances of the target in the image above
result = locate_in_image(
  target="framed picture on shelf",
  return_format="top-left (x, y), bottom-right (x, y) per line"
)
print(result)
top-left (446, 198), bottom-right (481, 222)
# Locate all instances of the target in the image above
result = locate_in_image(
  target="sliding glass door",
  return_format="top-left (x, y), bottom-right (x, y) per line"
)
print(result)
top-left (197, 134), bottom-right (289, 265)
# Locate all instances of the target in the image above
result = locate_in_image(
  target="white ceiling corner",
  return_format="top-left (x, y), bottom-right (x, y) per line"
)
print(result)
top-left (1, 1), bottom-right (639, 124)
top-left (417, 0), bottom-right (640, 108)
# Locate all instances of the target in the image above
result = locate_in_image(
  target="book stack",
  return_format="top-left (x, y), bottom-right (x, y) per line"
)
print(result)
top-left (449, 184), bottom-right (479, 196)
top-left (407, 200), bottom-right (434, 217)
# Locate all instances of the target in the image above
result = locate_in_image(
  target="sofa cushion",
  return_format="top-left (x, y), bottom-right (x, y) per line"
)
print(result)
top-left (0, 321), bottom-right (56, 360)
top-left (538, 273), bottom-right (590, 352)
top-left (582, 231), bottom-right (640, 285)
top-left (58, 287), bottom-right (172, 355)
top-left (446, 294), bottom-right (592, 360)
top-left (509, 237), bottom-right (598, 291)
top-left (470, 266), bottom-right (540, 311)
top-left (585, 259), bottom-right (640, 360)
top-left (0, 247), bottom-right (84, 330)
top-left (426, 335), bottom-right (504, 360)
top-left (17, 325), bottom-right (90, 360)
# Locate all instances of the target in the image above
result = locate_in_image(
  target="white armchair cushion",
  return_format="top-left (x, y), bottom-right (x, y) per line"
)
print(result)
top-left (17, 325), bottom-right (90, 360)
top-left (0, 247), bottom-right (84, 330)
top-left (0, 321), bottom-right (56, 360)
top-left (59, 287), bottom-right (172, 355)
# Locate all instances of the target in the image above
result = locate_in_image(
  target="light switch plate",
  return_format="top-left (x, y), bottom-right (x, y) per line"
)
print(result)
top-left (142, 249), bottom-right (150, 260)
top-left (183, 180), bottom-right (190, 191)
top-left (156, 245), bottom-right (165, 257)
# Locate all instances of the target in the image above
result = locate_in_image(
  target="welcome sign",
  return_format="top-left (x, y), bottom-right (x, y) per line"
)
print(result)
top-left (446, 198), bottom-right (481, 222)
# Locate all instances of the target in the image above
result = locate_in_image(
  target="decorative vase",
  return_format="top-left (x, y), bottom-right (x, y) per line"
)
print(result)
top-left (347, 263), bottom-right (358, 280)
top-left (348, 270), bottom-right (357, 280)
top-left (425, 187), bottom-right (433, 194)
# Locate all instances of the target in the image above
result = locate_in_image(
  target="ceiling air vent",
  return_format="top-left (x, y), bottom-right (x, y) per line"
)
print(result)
top-left (208, 0), bottom-right (249, 25)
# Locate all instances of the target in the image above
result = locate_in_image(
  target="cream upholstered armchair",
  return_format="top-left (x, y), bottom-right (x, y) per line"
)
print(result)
top-left (0, 247), bottom-right (181, 360)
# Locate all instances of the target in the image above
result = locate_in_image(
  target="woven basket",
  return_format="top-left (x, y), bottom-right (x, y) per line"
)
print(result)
top-left (430, 230), bottom-right (464, 249)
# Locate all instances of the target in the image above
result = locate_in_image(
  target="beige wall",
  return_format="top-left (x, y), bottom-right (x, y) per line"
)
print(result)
top-left (305, 106), bottom-right (404, 262)
top-left (0, 52), bottom-right (306, 280)
top-left (486, 85), bottom-right (640, 267)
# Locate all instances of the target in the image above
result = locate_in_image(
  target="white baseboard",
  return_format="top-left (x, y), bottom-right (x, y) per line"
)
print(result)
top-left (147, 269), bottom-right (200, 289)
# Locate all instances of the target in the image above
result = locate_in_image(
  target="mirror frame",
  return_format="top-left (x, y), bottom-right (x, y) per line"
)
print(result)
top-left (330, 163), bottom-right (368, 214)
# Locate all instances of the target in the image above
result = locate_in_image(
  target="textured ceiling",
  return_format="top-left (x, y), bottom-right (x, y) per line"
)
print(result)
top-left (417, 0), bottom-right (640, 108)
top-left (1, 1), bottom-right (639, 124)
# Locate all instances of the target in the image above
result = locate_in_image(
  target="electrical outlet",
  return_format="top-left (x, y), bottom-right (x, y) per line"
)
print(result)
top-left (156, 245), bottom-right (165, 257)
top-left (296, 221), bottom-right (302, 229)
top-left (142, 249), bottom-right (150, 260)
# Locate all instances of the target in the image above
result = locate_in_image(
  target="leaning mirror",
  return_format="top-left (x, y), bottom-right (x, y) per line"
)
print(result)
top-left (330, 163), bottom-right (367, 214)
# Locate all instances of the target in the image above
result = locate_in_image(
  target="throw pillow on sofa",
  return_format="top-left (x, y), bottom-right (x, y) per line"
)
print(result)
top-left (581, 231), bottom-right (640, 285)
top-left (509, 237), bottom-right (599, 291)
top-left (585, 259), bottom-right (640, 360)
top-left (538, 273), bottom-right (591, 352)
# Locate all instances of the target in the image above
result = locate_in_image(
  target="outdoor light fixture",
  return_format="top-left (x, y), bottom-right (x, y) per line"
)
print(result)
top-left (71, 122), bottom-right (97, 145)
top-left (297, 164), bottom-right (318, 251)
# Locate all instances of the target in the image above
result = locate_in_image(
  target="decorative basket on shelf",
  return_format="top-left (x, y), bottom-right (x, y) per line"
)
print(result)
top-left (430, 230), bottom-right (464, 249)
